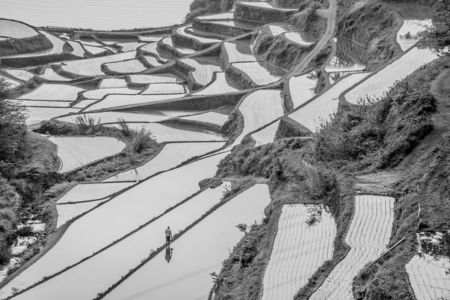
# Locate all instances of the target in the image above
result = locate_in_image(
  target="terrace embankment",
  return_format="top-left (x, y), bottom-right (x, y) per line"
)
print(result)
top-left (0, 116), bottom-right (164, 279)
top-left (211, 47), bottom-right (449, 300)
top-left (335, 2), bottom-right (403, 69)
top-left (251, 4), bottom-right (325, 70)
top-left (0, 19), bottom-right (53, 56)
top-left (0, 34), bottom-right (52, 57)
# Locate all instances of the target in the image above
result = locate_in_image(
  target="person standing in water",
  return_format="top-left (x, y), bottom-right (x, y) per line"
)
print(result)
top-left (165, 226), bottom-right (172, 247)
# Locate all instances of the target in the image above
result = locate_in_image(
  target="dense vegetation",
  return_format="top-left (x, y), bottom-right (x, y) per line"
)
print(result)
top-left (421, 0), bottom-right (450, 54)
top-left (186, 0), bottom-right (235, 21)
top-left (212, 51), bottom-right (449, 299)
top-left (0, 79), bottom-right (59, 265)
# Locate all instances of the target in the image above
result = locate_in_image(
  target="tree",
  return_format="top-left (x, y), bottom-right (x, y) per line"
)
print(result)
top-left (0, 78), bottom-right (27, 163)
top-left (421, 0), bottom-right (450, 55)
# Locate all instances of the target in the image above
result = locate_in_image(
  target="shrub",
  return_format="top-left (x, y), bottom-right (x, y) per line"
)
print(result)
top-left (131, 128), bottom-right (154, 154)
top-left (0, 94), bottom-right (27, 162)
top-left (76, 115), bottom-right (101, 134)
top-left (314, 81), bottom-right (437, 169)
top-left (117, 118), bottom-right (132, 138)
top-left (15, 225), bottom-right (34, 237)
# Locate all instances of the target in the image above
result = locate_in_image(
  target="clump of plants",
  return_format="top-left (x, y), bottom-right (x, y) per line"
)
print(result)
top-left (314, 81), bottom-right (437, 170)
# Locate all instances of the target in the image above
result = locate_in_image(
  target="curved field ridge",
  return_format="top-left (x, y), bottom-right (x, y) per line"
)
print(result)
top-left (40, 68), bottom-right (72, 81)
top-left (193, 72), bottom-right (238, 95)
top-left (104, 141), bottom-right (224, 182)
top-left (81, 87), bottom-right (141, 100)
top-left (234, 89), bottom-right (284, 145)
top-left (49, 136), bottom-right (126, 173)
top-left (141, 83), bottom-right (186, 94)
top-left (310, 195), bottom-right (395, 300)
top-left (106, 184), bottom-right (271, 300)
top-left (251, 120), bottom-right (280, 147)
top-left (222, 42), bottom-right (256, 63)
top-left (345, 47), bottom-right (438, 104)
top-left (127, 73), bottom-right (179, 85)
top-left (57, 110), bottom-right (192, 125)
top-left (0, 19), bottom-right (37, 38)
top-left (231, 62), bottom-right (282, 86)
top-left (83, 93), bottom-right (185, 112)
top-left (179, 58), bottom-right (221, 86)
top-left (0, 153), bottom-right (226, 298)
top-left (108, 123), bottom-right (224, 143)
top-left (15, 183), bottom-right (232, 300)
top-left (59, 51), bottom-right (136, 77)
top-left (19, 83), bottom-right (84, 101)
top-left (56, 201), bottom-right (104, 229)
top-left (288, 72), bottom-right (370, 132)
top-left (57, 182), bottom-right (134, 204)
top-left (178, 111), bottom-right (228, 127)
top-left (103, 59), bottom-right (147, 74)
top-left (1, 31), bottom-right (66, 59)
top-left (262, 204), bottom-right (336, 300)
top-left (98, 78), bottom-right (128, 88)
top-left (11, 100), bottom-right (71, 108)
top-left (176, 25), bottom-right (222, 44)
top-left (406, 254), bottom-right (450, 300)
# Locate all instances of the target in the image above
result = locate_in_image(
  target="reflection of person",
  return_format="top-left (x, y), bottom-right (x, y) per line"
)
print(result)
top-left (165, 226), bottom-right (172, 247)
top-left (165, 246), bottom-right (173, 263)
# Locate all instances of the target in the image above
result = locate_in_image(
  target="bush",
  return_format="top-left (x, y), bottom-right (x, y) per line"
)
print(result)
top-left (0, 92), bottom-right (27, 162)
top-left (314, 81), bottom-right (437, 169)
top-left (76, 115), bottom-right (102, 134)
top-left (131, 128), bottom-right (154, 154)
top-left (117, 118), bottom-right (132, 138)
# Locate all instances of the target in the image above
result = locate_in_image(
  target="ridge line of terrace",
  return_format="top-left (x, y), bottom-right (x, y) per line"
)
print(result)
top-left (0, 148), bottom-right (229, 297)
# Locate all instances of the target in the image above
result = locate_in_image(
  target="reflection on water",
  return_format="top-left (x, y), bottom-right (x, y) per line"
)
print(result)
top-left (0, 0), bottom-right (191, 30)
top-left (165, 247), bottom-right (173, 263)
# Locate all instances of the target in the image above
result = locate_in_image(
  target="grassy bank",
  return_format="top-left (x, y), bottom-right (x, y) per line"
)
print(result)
top-left (211, 55), bottom-right (449, 300)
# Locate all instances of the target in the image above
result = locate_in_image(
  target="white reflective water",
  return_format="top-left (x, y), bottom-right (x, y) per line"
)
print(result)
top-left (0, 153), bottom-right (226, 298)
top-left (0, 0), bottom-right (191, 30)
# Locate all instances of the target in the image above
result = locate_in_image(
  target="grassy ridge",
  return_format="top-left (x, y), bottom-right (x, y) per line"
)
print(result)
top-left (211, 55), bottom-right (448, 299)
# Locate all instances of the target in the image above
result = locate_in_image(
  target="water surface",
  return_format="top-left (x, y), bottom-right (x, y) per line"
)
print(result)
top-left (0, 0), bottom-right (191, 30)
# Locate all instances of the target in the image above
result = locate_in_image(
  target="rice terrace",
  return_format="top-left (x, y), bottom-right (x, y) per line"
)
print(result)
top-left (0, 0), bottom-right (449, 299)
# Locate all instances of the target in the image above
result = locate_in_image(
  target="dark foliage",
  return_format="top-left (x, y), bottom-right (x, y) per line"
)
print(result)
top-left (315, 81), bottom-right (436, 169)
top-left (420, 0), bottom-right (450, 55)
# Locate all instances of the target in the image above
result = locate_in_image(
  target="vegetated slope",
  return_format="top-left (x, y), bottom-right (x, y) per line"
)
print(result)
top-left (0, 83), bottom-right (60, 268)
top-left (211, 46), bottom-right (449, 300)
top-left (186, 0), bottom-right (235, 21)
top-left (335, 2), bottom-right (403, 68)
top-left (252, 4), bottom-right (326, 70)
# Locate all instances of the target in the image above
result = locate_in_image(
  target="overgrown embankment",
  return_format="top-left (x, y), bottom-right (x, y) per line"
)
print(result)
top-left (0, 87), bottom-right (60, 267)
top-left (211, 53), bottom-right (448, 300)
top-left (335, 2), bottom-right (402, 68)
top-left (0, 85), bottom-right (162, 276)
top-left (211, 133), bottom-right (349, 299)
top-left (0, 32), bottom-right (52, 57)
top-left (186, 0), bottom-right (235, 22)
top-left (251, 4), bottom-right (326, 70)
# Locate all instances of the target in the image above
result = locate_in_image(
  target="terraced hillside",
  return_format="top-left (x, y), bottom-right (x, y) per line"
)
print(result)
top-left (0, 0), bottom-right (449, 299)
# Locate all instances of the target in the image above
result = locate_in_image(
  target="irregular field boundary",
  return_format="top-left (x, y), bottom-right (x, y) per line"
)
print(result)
top-left (1, 149), bottom-right (229, 297)
top-left (94, 180), bottom-right (257, 300)
top-left (340, 45), bottom-right (430, 105)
